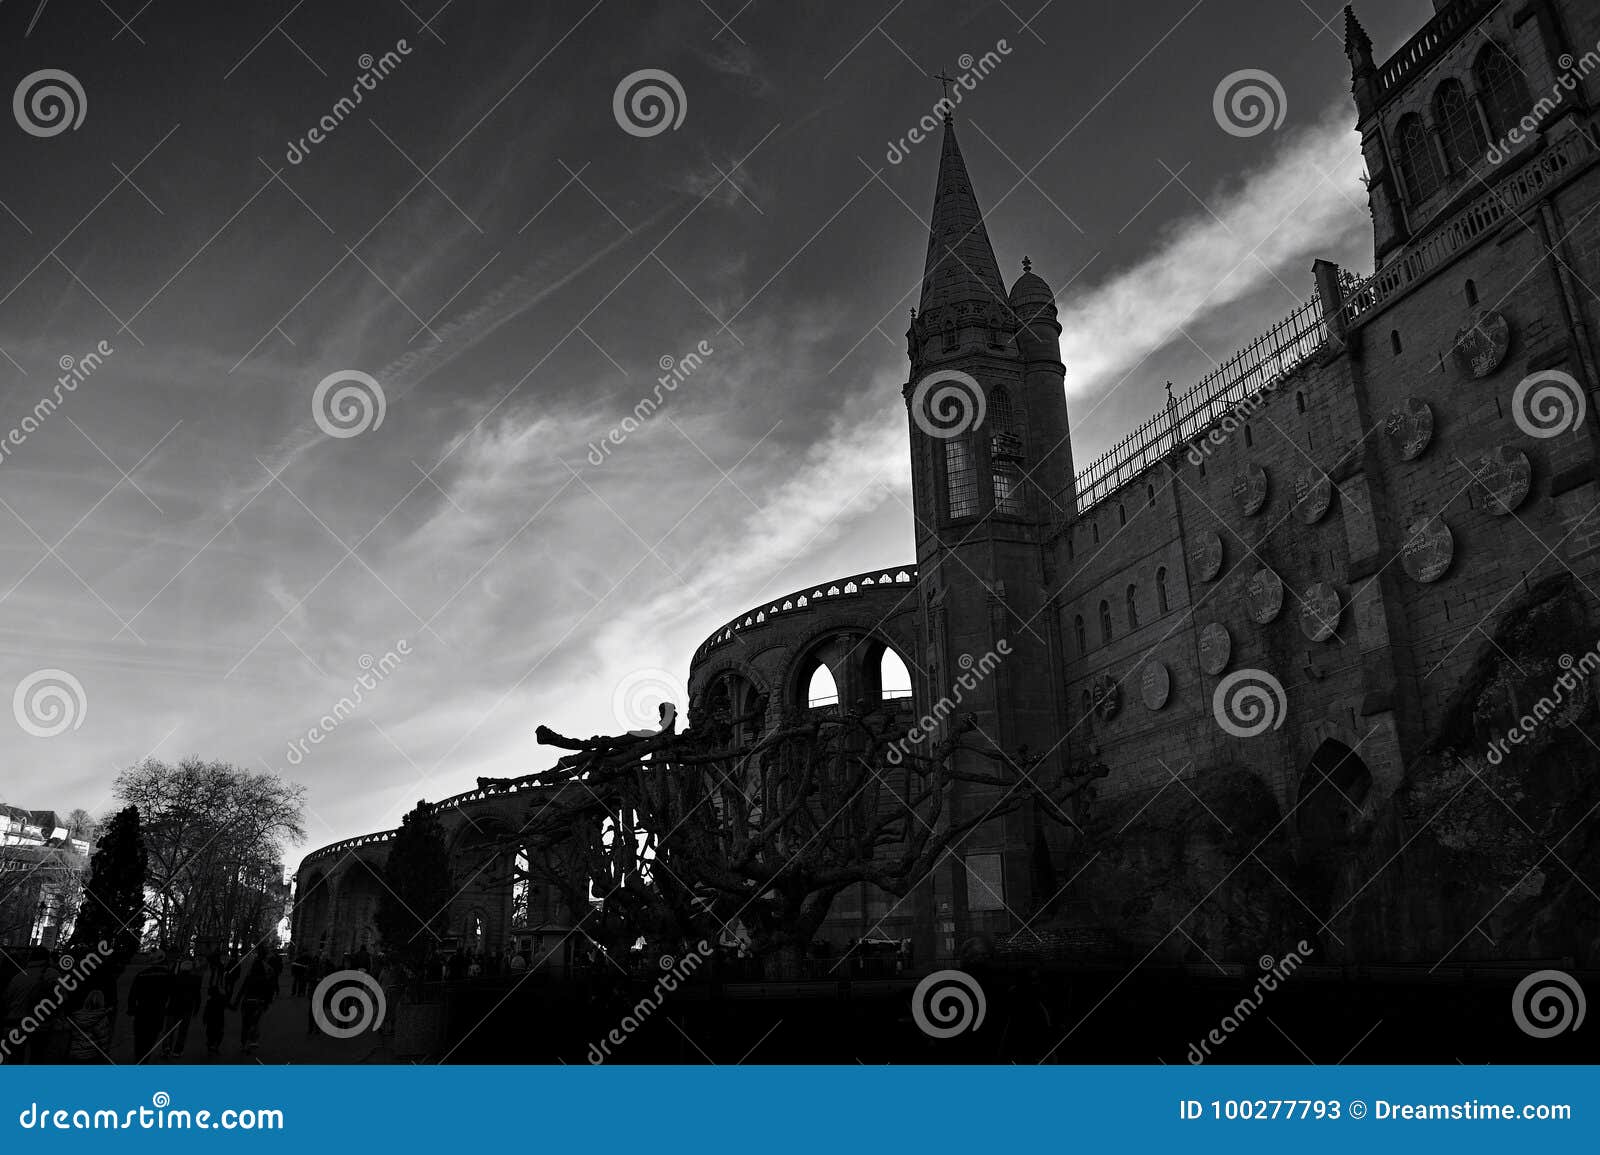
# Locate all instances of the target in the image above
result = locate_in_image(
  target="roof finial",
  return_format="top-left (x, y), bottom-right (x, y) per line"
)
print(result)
top-left (933, 69), bottom-right (957, 116)
top-left (1022, 255), bottom-right (1032, 274)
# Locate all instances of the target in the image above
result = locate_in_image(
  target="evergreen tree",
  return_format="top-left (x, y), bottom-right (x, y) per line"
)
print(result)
top-left (68, 805), bottom-right (146, 963)
top-left (374, 801), bottom-right (454, 971)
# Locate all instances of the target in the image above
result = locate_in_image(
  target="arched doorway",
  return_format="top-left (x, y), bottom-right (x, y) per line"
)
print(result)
top-left (1295, 740), bottom-right (1373, 923)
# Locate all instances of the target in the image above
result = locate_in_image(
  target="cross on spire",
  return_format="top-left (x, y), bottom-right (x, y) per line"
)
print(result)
top-left (932, 69), bottom-right (957, 111)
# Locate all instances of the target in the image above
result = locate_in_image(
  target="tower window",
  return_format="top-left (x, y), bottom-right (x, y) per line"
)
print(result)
top-left (942, 318), bottom-right (958, 351)
top-left (1126, 584), bottom-right (1139, 630)
top-left (1433, 78), bottom-right (1485, 170)
top-left (1395, 113), bottom-right (1443, 204)
top-left (994, 463), bottom-right (1024, 515)
top-left (944, 439), bottom-right (978, 519)
top-left (1074, 614), bottom-right (1086, 654)
top-left (1465, 278), bottom-right (1478, 306)
top-left (1099, 600), bottom-right (1113, 645)
top-left (1156, 566), bottom-right (1169, 614)
top-left (1475, 45), bottom-right (1530, 137)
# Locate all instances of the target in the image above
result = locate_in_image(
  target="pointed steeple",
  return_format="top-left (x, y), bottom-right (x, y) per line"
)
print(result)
top-left (919, 116), bottom-right (1007, 316)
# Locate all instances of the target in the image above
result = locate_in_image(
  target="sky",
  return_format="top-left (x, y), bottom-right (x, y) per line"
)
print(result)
top-left (0, 0), bottom-right (1436, 865)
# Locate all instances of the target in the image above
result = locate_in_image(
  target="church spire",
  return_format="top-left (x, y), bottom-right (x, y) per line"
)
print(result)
top-left (919, 115), bottom-right (1007, 316)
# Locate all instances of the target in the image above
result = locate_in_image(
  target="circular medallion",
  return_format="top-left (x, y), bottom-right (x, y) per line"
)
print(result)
top-left (1452, 310), bottom-right (1511, 379)
top-left (1245, 567), bottom-right (1284, 624)
top-left (1190, 530), bottom-right (1223, 582)
top-left (1402, 516), bottom-right (1455, 583)
top-left (1385, 397), bottom-right (1434, 461)
top-left (1141, 661), bottom-right (1171, 710)
top-left (1472, 445), bottom-right (1531, 515)
top-left (1300, 582), bottom-right (1342, 641)
top-left (1199, 622), bottom-right (1232, 675)
top-left (1293, 467), bottom-right (1333, 524)
top-left (1232, 463), bottom-right (1268, 517)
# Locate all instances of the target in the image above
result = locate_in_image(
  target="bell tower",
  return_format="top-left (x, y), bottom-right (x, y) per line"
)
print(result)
top-left (904, 113), bottom-right (1075, 953)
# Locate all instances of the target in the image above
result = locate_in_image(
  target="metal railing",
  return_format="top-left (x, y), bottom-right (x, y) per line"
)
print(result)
top-left (1073, 290), bottom-right (1330, 512)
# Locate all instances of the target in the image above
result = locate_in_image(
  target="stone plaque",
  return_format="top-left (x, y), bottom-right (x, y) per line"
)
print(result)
top-left (1385, 397), bottom-right (1434, 461)
top-left (1452, 309), bottom-right (1511, 379)
top-left (1245, 567), bottom-right (1284, 624)
top-left (1293, 467), bottom-right (1333, 524)
top-left (1472, 445), bottom-right (1531, 515)
top-left (1232, 463), bottom-right (1268, 517)
top-left (1402, 516), bottom-right (1454, 583)
top-left (1090, 673), bottom-right (1121, 721)
top-left (1141, 661), bottom-right (1171, 710)
top-left (1190, 530), bottom-right (1223, 582)
top-left (1199, 622), bottom-right (1231, 675)
top-left (1300, 581), bottom-right (1341, 641)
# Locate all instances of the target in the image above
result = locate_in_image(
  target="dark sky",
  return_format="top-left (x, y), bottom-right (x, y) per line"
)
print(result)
top-left (0, 0), bottom-right (1434, 858)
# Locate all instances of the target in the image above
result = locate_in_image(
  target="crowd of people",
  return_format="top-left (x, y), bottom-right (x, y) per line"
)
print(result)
top-left (0, 942), bottom-right (376, 1064)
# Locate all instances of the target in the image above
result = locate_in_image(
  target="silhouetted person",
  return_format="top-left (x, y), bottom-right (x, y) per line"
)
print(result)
top-left (127, 954), bottom-right (173, 1063)
top-left (162, 959), bottom-right (201, 1058)
top-left (237, 958), bottom-right (272, 1054)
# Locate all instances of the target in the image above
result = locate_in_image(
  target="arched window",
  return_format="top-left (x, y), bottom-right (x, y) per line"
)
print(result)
top-left (1465, 278), bottom-right (1478, 306)
top-left (1395, 114), bottom-right (1442, 204)
top-left (1156, 566), bottom-right (1169, 613)
top-left (942, 317), bottom-right (958, 351)
top-left (1147, 483), bottom-right (1156, 508)
top-left (879, 648), bottom-right (912, 700)
top-left (989, 386), bottom-right (1015, 435)
top-left (1296, 391), bottom-right (1306, 413)
top-left (1118, 503), bottom-right (1127, 527)
top-left (1433, 78), bottom-right (1485, 169)
top-left (1066, 533), bottom-right (1075, 560)
top-left (1391, 329), bottom-right (1403, 355)
top-left (945, 439), bottom-right (977, 518)
top-left (1074, 614), bottom-right (1087, 653)
top-left (1091, 520), bottom-right (1100, 544)
top-left (1126, 584), bottom-right (1139, 629)
top-left (1244, 424), bottom-right (1253, 447)
top-left (511, 848), bottom-right (532, 928)
top-left (806, 663), bottom-right (839, 709)
top-left (1475, 45), bottom-right (1530, 137)
top-left (990, 387), bottom-right (1024, 515)
top-left (1098, 600), bottom-right (1113, 644)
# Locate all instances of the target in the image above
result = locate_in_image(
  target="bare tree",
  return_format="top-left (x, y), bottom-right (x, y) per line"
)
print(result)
top-left (113, 758), bottom-right (305, 954)
top-left (482, 706), bottom-right (1104, 978)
